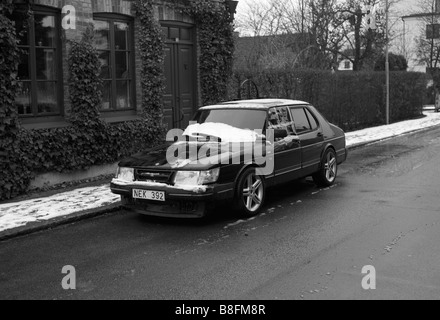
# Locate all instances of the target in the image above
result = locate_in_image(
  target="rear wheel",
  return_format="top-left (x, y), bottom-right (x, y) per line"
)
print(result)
top-left (235, 167), bottom-right (266, 217)
top-left (313, 148), bottom-right (338, 187)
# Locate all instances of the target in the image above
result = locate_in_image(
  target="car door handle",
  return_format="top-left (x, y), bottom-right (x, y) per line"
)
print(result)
top-left (317, 132), bottom-right (323, 137)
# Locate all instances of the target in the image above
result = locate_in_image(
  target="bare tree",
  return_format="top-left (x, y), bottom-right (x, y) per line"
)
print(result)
top-left (235, 0), bottom-right (316, 71)
top-left (235, 0), bottom-right (401, 71)
top-left (235, 0), bottom-right (336, 70)
top-left (329, 0), bottom-right (391, 71)
top-left (236, 0), bottom-right (285, 36)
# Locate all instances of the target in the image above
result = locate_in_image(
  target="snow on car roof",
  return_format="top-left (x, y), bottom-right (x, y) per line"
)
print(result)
top-left (199, 99), bottom-right (309, 110)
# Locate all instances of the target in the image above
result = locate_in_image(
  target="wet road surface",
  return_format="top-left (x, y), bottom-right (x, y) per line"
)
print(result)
top-left (1, 126), bottom-right (440, 300)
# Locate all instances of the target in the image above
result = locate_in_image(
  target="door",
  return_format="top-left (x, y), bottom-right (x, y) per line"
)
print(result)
top-left (268, 107), bottom-right (302, 184)
top-left (162, 24), bottom-right (196, 130)
top-left (290, 106), bottom-right (324, 174)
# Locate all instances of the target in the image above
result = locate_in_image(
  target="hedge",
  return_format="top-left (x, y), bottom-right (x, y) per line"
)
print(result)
top-left (228, 69), bottom-right (427, 132)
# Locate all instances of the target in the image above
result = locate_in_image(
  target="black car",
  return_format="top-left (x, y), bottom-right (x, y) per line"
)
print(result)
top-left (111, 99), bottom-right (347, 218)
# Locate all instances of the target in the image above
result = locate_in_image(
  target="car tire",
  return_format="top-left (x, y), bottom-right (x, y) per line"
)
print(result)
top-left (234, 167), bottom-right (266, 217)
top-left (313, 148), bottom-right (338, 187)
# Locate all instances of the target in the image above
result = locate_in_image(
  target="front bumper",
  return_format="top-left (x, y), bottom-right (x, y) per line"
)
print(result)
top-left (110, 181), bottom-right (234, 218)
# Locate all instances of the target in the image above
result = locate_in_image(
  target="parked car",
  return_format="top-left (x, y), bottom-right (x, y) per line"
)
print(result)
top-left (111, 99), bottom-right (347, 218)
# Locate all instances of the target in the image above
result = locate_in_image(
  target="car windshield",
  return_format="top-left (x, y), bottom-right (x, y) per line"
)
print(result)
top-left (192, 109), bottom-right (267, 131)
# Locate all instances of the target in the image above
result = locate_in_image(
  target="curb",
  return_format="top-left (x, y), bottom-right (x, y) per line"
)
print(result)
top-left (1, 123), bottom-right (440, 242)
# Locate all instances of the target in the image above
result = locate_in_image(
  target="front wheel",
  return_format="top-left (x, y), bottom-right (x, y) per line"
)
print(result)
top-left (313, 148), bottom-right (338, 187)
top-left (234, 168), bottom-right (266, 217)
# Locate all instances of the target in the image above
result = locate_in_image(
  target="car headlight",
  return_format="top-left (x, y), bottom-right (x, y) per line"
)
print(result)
top-left (174, 168), bottom-right (220, 186)
top-left (199, 168), bottom-right (220, 184)
top-left (116, 167), bottom-right (134, 182)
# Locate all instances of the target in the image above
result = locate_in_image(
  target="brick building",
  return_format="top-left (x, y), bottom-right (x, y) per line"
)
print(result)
top-left (11, 0), bottom-right (236, 130)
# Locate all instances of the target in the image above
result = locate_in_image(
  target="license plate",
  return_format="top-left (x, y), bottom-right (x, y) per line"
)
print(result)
top-left (133, 189), bottom-right (165, 202)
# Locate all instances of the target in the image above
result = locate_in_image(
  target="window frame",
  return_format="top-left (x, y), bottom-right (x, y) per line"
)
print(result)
top-left (288, 106), bottom-right (320, 135)
top-left (93, 13), bottom-right (136, 115)
top-left (13, 4), bottom-right (64, 122)
top-left (303, 107), bottom-right (320, 131)
top-left (426, 23), bottom-right (440, 39)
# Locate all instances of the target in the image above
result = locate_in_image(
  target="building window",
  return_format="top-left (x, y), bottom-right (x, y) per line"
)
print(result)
top-left (344, 61), bottom-right (351, 70)
top-left (426, 24), bottom-right (440, 39)
top-left (93, 15), bottom-right (135, 111)
top-left (12, 7), bottom-right (62, 117)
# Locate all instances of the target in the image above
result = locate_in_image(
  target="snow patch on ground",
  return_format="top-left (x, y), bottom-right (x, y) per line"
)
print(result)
top-left (0, 185), bottom-right (120, 232)
top-left (346, 111), bottom-right (440, 147)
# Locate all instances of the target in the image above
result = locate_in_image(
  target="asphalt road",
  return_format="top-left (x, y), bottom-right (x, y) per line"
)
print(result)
top-left (1, 126), bottom-right (440, 300)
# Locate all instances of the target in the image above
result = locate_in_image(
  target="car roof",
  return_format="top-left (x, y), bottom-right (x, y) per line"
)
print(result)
top-left (199, 99), bottom-right (309, 111)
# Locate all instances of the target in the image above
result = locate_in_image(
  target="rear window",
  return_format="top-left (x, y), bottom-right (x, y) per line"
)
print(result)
top-left (290, 108), bottom-right (312, 134)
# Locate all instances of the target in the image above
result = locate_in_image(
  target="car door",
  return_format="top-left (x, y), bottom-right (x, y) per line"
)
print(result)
top-left (290, 106), bottom-right (324, 175)
top-left (267, 107), bottom-right (302, 184)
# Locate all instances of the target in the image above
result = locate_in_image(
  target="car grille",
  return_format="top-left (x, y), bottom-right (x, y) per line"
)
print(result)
top-left (135, 169), bottom-right (173, 184)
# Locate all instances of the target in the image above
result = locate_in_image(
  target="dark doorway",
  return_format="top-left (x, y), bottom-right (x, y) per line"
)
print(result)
top-left (162, 23), bottom-right (196, 130)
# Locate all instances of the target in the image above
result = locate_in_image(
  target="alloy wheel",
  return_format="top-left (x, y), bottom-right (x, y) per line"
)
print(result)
top-left (324, 151), bottom-right (337, 183)
top-left (242, 173), bottom-right (264, 212)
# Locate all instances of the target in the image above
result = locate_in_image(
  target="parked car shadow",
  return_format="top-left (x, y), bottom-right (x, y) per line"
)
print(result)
top-left (135, 178), bottom-right (318, 227)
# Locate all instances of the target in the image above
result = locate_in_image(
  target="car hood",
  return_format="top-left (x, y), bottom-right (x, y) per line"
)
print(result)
top-left (119, 143), bottom-right (172, 168)
top-left (119, 141), bottom-right (261, 170)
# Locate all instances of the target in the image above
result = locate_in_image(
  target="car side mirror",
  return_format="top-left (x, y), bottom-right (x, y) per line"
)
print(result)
top-left (274, 129), bottom-right (288, 139)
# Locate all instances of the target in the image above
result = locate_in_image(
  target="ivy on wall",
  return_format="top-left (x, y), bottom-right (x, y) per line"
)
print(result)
top-left (68, 27), bottom-right (104, 128)
top-left (0, 5), bottom-right (164, 200)
top-left (135, 0), bottom-right (166, 123)
top-left (185, 0), bottom-right (235, 105)
top-left (0, 2), bottom-right (30, 200)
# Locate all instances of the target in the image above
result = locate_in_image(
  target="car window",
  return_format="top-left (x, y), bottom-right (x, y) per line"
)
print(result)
top-left (193, 109), bottom-right (267, 131)
top-left (290, 107), bottom-right (312, 134)
top-left (304, 108), bottom-right (319, 130)
top-left (267, 107), bottom-right (295, 135)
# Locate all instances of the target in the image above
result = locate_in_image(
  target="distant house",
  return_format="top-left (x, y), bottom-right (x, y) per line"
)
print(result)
top-left (400, 13), bottom-right (439, 72)
top-left (399, 1), bottom-right (440, 72)
top-left (338, 58), bottom-right (354, 71)
top-left (336, 48), bottom-right (356, 71)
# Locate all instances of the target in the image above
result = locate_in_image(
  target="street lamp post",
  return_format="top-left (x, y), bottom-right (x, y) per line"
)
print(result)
top-left (385, 0), bottom-right (390, 125)
top-left (367, 1), bottom-right (389, 124)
